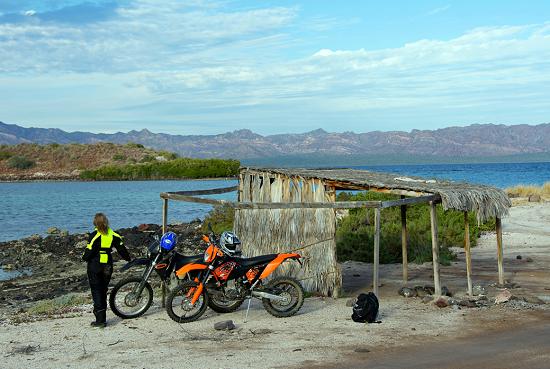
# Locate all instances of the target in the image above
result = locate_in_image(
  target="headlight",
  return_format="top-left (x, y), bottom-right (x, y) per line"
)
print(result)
top-left (204, 250), bottom-right (211, 262)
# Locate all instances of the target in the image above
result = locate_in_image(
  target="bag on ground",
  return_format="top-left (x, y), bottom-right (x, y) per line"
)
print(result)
top-left (351, 292), bottom-right (379, 323)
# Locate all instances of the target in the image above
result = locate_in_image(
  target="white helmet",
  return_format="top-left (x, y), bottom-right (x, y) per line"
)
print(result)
top-left (219, 231), bottom-right (241, 256)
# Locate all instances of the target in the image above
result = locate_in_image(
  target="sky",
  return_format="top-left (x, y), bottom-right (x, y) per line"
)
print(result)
top-left (0, 0), bottom-right (549, 135)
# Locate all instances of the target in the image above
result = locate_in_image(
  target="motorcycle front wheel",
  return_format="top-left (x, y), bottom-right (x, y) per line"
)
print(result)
top-left (109, 277), bottom-right (154, 319)
top-left (262, 276), bottom-right (304, 318)
top-left (166, 281), bottom-right (208, 323)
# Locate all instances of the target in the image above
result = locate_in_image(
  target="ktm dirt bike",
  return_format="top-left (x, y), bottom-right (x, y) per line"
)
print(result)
top-left (165, 228), bottom-right (304, 323)
top-left (109, 231), bottom-right (202, 319)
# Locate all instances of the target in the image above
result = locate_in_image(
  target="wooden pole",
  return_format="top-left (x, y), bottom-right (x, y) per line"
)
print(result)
top-left (373, 207), bottom-right (381, 296)
top-left (464, 211), bottom-right (473, 296)
top-left (496, 217), bottom-right (504, 285)
top-left (162, 198), bottom-right (168, 235)
top-left (161, 281), bottom-right (166, 308)
top-left (400, 196), bottom-right (408, 285)
top-left (429, 201), bottom-right (441, 296)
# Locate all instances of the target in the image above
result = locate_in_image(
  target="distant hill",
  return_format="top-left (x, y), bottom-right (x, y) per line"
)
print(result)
top-left (1, 121), bottom-right (549, 164)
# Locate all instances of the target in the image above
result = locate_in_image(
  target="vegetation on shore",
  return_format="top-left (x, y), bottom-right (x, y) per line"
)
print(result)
top-left (0, 142), bottom-right (240, 180)
top-left (505, 181), bottom-right (550, 197)
top-left (203, 191), bottom-right (496, 265)
top-left (80, 157), bottom-right (240, 180)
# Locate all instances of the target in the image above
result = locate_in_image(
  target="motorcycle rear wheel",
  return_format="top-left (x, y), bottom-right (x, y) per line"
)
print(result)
top-left (109, 277), bottom-right (154, 319)
top-left (262, 276), bottom-right (304, 318)
top-left (166, 281), bottom-right (208, 323)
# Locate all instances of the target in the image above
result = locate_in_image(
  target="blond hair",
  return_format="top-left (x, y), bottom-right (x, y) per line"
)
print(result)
top-left (93, 213), bottom-right (109, 234)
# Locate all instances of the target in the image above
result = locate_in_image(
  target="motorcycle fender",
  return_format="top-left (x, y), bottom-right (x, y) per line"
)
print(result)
top-left (175, 263), bottom-right (207, 279)
top-left (259, 253), bottom-right (301, 280)
top-left (120, 258), bottom-right (150, 272)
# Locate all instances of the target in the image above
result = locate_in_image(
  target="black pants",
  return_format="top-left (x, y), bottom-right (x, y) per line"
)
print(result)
top-left (87, 261), bottom-right (113, 323)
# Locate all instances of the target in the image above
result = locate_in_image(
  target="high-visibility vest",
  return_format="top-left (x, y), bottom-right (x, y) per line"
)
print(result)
top-left (86, 228), bottom-right (122, 264)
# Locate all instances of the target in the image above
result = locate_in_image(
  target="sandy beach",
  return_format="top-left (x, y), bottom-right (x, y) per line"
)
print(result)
top-left (1, 201), bottom-right (549, 369)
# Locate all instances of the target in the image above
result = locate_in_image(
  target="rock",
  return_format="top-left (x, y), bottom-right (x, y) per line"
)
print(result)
top-left (422, 295), bottom-right (434, 304)
top-left (414, 286), bottom-right (427, 297)
top-left (346, 298), bottom-right (355, 307)
top-left (516, 255), bottom-right (522, 260)
top-left (3, 264), bottom-right (15, 270)
top-left (447, 297), bottom-right (460, 306)
top-left (494, 289), bottom-right (512, 304)
top-left (423, 285), bottom-right (435, 295)
top-left (60, 230), bottom-right (69, 237)
top-left (47, 227), bottom-right (61, 235)
top-left (522, 295), bottom-right (545, 305)
top-left (459, 299), bottom-right (477, 308)
top-left (250, 328), bottom-right (273, 335)
top-left (354, 347), bottom-right (370, 353)
top-left (472, 285), bottom-right (487, 296)
top-left (214, 320), bottom-right (235, 331)
top-left (528, 194), bottom-right (541, 202)
top-left (434, 297), bottom-right (449, 308)
top-left (526, 257), bottom-right (533, 263)
top-left (441, 286), bottom-right (452, 297)
top-left (75, 240), bottom-right (87, 249)
top-left (398, 287), bottom-right (417, 298)
top-left (138, 224), bottom-right (149, 232)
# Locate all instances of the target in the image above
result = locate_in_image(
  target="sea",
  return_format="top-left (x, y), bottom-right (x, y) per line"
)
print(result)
top-left (1, 162), bottom-right (549, 279)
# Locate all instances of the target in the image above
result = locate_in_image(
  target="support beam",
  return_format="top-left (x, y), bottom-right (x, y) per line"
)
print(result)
top-left (373, 207), bottom-right (381, 296)
top-left (162, 198), bottom-right (168, 235)
top-left (496, 217), bottom-right (504, 285)
top-left (464, 211), bottom-right (473, 296)
top-left (429, 201), bottom-right (441, 296)
top-left (401, 196), bottom-right (408, 285)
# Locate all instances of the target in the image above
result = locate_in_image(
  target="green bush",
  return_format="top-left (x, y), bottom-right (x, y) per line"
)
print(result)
top-left (140, 155), bottom-right (155, 163)
top-left (112, 153), bottom-right (127, 161)
top-left (0, 150), bottom-right (13, 160)
top-left (80, 157), bottom-right (240, 180)
top-left (202, 204), bottom-right (235, 234)
top-left (28, 294), bottom-right (90, 315)
top-left (125, 142), bottom-right (145, 149)
top-left (158, 151), bottom-right (178, 160)
top-left (336, 192), bottom-right (493, 265)
top-left (7, 155), bottom-right (35, 169)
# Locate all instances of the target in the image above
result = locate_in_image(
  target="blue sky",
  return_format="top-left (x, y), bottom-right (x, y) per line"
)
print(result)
top-left (1, 0), bottom-right (549, 135)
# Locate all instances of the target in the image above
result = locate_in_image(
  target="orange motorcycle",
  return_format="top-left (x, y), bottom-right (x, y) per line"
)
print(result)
top-left (165, 225), bottom-right (304, 323)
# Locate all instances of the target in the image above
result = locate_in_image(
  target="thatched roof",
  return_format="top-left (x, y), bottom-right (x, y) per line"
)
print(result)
top-left (241, 167), bottom-right (511, 221)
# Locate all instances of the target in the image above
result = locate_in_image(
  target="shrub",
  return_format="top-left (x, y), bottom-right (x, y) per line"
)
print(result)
top-left (48, 143), bottom-right (60, 149)
top-left (28, 294), bottom-right (90, 315)
top-left (335, 192), bottom-right (493, 265)
top-left (201, 204), bottom-right (235, 234)
top-left (506, 182), bottom-right (550, 197)
top-left (0, 150), bottom-right (13, 160)
top-left (125, 142), bottom-right (145, 149)
top-left (158, 151), bottom-right (178, 160)
top-left (7, 155), bottom-right (35, 169)
top-left (112, 153), bottom-right (127, 161)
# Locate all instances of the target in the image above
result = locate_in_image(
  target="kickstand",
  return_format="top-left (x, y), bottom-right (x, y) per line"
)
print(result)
top-left (244, 297), bottom-right (253, 323)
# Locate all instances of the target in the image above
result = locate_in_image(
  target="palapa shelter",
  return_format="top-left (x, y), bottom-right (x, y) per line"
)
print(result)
top-left (160, 167), bottom-right (511, 298)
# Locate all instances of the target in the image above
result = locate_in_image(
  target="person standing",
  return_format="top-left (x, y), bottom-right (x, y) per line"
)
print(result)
top-left (83, 213), bottom-right (132, 327)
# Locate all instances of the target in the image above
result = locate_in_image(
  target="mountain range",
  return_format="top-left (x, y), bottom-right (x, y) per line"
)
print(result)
top-left (1, 121), bottom-right (549, 165)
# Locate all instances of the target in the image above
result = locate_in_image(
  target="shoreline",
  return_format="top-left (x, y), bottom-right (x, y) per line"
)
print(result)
top-left (0, 176), bottom-right (238, 183)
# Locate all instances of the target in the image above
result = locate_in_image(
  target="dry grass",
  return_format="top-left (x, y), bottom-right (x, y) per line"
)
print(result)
top-left (505, 181), bottom-right (550, 197)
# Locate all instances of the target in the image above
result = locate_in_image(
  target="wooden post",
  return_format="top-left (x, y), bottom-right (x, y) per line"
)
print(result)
top-left (400, 196), bottom-right (408, 285)
top-left (429, 201), bottom-right (441, 296)
top-left (162, 198), bottom-right (168, 235)
top-left (464, 211), bottom-right (473, 296)
top-left (373, 207), bottom-right (381, 296)
top-left (496, 217), bottom-right (504, 285)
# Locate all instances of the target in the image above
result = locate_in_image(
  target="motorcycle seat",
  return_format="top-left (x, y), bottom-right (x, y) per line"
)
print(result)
top-left (173, 253), bottom-right (203, 269)
top-left (233, 254), bottom-right (279, 268)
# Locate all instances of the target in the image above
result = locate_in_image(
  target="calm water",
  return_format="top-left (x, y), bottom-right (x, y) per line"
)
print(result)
top-left (0, 162), bottom-right (549, 244)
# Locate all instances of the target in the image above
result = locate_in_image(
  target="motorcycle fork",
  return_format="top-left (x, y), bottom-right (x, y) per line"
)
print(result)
top-left (244, 279), bottom-right (261, 323)
top-left (133, 254), bottom-right (159, 296)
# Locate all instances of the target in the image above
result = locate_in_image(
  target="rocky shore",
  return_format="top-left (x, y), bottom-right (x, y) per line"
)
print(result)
top-left (0, 221), bottom-right (205, 312)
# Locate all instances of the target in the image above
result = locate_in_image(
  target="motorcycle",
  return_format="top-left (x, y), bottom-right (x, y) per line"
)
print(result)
top-left (109, 231), bottom-right (202, 319)
top-left (165, 226), bottom-right (305, 323)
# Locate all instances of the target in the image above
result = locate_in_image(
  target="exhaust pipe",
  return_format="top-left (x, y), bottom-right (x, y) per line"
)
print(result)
top-left (252, 290), bottom-right (286, 301)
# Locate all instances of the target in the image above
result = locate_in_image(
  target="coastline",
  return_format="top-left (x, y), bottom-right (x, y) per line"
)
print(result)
top-left (0, 176), bottom-right (238, 183)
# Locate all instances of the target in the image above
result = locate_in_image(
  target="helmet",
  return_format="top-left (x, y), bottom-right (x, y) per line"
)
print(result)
top-left (160, 231), bottom-right (177, 251)
top-left (219, 231), bottom-right (241, 256)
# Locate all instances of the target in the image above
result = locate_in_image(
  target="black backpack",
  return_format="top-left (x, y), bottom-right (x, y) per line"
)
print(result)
top-left (351, 292), bottom-right (379, 323)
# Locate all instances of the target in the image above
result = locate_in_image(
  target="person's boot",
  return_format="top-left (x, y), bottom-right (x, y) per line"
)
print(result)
top-left (90, 309), bottom-right (106, 328)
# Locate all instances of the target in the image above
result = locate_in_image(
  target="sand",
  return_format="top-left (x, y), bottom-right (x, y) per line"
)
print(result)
top-left (1, 201), bottom-right (549, 369)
